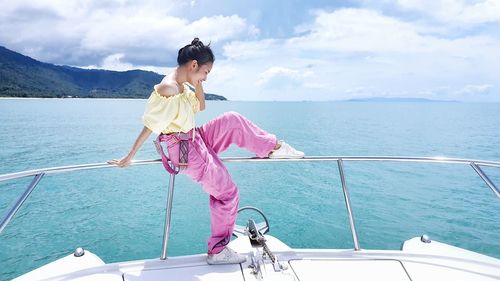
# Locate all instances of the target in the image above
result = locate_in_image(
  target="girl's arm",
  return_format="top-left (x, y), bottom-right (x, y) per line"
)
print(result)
top-left (107, 126), bottom-right (152, 167)
top-left (195, 82), bottom-right (206, 111)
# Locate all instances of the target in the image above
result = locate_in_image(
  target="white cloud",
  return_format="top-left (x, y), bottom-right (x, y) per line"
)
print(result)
top-left (186, 15), bottom-right (257, 42)
top-left (412, 84), bottom-right (495, 101)
top-left (0, 0), bottom-right (254, 67)
top-left (288, 8), bottom-right (499, 57)
top-left (83, 53), bottom-right (173, 74)
top-left (1, 1), bottom-right (499, 101)
top-left (257, 67), bottom-right (310, 86)
top-left (455, 84), bottom-right (493, 96)
top-left (345, 87), bottom-right (377, 98)
top-left (100, 53), bottom-right (133, 71)
top-left (290, 9), bottom-right (426, 53)
top-left (80, 15), bottom-right (186, 51)
top-left (206, 8), bottom-right (500, 101)
top-left (223, 39), bottom-right (278, 60)
top-left (393, 0), bottom-right (500, 24)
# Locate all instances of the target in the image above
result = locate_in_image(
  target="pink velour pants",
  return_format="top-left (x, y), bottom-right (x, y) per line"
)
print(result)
top-left (167, 111), bottom-right (277, 254)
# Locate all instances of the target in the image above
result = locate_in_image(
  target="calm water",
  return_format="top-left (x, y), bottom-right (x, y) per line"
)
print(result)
top-left (0, 99), bottom-right (499, 280)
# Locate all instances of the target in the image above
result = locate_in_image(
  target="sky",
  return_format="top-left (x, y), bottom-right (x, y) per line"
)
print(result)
top-left (1, 0), bottom-right (500, 101)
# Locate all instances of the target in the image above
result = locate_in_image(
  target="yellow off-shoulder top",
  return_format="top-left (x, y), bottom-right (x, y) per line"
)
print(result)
top-left (142, 82), bottom-right (200, 134)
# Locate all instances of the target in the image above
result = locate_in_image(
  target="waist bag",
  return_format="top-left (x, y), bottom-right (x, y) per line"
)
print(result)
top-left (154, 130), bottom-right (192, 174)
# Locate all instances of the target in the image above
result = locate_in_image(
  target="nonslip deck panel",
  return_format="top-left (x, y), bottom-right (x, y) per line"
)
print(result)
top-left (289, 259), bottom-right (411, 281)
top-left (123, 263), bottom-right (244, 281)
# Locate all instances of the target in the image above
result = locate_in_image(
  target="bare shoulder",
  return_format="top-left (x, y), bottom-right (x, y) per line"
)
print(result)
top-left (154, 77), bottom-right (181, 97)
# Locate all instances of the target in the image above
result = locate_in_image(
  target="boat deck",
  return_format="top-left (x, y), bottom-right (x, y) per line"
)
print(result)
top-left (14, 235), bottom-right (500, 281)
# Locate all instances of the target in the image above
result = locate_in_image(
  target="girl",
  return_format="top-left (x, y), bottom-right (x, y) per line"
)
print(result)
top-left (108, 38), bottom-right (304, 265)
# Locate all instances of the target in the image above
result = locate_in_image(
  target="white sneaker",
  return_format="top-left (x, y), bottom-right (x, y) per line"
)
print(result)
top-left (207, 247), bottom-right (247, 265)
top-left (269, 141), bottom-right (305, 159)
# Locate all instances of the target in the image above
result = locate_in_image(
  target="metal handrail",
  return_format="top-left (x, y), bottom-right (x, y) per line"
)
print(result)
top-left (2, 156), bottom-right (500, 182)
top-left (1, 156), bottom-right (499, 258)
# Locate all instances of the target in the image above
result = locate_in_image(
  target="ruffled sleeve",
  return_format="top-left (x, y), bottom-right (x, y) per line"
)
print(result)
top-left (142, 90), bottom-right (179, 134)
top-left (185, 90), bottom-right (201, 113)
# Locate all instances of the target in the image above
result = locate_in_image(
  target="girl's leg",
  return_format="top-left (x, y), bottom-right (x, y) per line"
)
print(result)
top-left (171, 132), bottom-right (241, 255)
top-left (197, 148), bottom-right (240, 255)
top-left (199, 111), bottom-right (277, 157)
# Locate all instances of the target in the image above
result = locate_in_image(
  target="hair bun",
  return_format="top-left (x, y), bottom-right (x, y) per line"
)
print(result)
top-left (191, 37), bottom-right (203, 47)
top-left (177, 38), bottom-right (214, 66)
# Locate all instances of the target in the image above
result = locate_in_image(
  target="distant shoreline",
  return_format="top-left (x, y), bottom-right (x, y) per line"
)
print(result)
top-left (0, 97), bottom-right (500, 104)
top-left (0, 97), bottom-right (44, 100)
top-left (0, 97), bottom-right (230, 101)
top-left (344, 97), bottom-right (458, 103)
top-left (0, 97), bottom-right (148, 100)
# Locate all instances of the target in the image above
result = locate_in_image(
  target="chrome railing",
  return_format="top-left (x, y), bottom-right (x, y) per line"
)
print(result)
top-left (1, 156), bottom-right (499, 257)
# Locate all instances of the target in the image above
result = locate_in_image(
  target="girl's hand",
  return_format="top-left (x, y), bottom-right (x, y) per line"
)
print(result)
top-left (194, 81), bottom-right (206, 111)
top-left (107, 155), bottom-right (132, 168)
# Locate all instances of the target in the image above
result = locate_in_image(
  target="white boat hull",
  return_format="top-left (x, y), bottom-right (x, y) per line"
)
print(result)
top-left (14, 235), bottom-right (500, 281)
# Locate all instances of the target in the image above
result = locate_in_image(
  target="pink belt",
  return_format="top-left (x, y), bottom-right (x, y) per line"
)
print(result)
top-left (155, 130), bottom-right (193, 174)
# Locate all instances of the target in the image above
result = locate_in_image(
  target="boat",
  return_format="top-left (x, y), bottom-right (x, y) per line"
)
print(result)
top-left (1, 156), bottom-right (499, 280)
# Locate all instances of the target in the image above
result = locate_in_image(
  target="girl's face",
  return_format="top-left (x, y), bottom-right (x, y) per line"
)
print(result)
top-left (188, 60), bottom-right (213, 86)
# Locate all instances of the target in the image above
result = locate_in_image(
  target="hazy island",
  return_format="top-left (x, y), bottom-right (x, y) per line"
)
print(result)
top-left (345, 97), bottom-right (457, 103)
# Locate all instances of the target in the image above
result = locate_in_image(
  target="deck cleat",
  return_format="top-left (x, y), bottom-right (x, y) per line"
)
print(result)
top-left (420, 234), bottom-right (431, 243)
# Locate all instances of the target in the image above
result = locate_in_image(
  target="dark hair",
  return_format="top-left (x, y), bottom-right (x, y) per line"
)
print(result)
top-left (177, 38), bottom-right (215, 66)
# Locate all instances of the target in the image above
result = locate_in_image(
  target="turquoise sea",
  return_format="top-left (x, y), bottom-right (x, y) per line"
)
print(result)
top-left (1, 99), bottom-right (499, 280)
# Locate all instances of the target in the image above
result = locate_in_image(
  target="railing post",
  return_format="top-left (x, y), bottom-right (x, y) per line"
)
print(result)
top-left (160, 170), bottom-right (177, 260)
top-left (337, 159), bottom-right (361, 251)
top-left (470, 162), bottom-right (500, 198)
top-left (0, 173), bottom-right (45, 234)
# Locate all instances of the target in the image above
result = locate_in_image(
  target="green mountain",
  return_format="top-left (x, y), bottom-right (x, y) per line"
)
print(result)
top-left (0, 46), bottom-right (226, 100)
